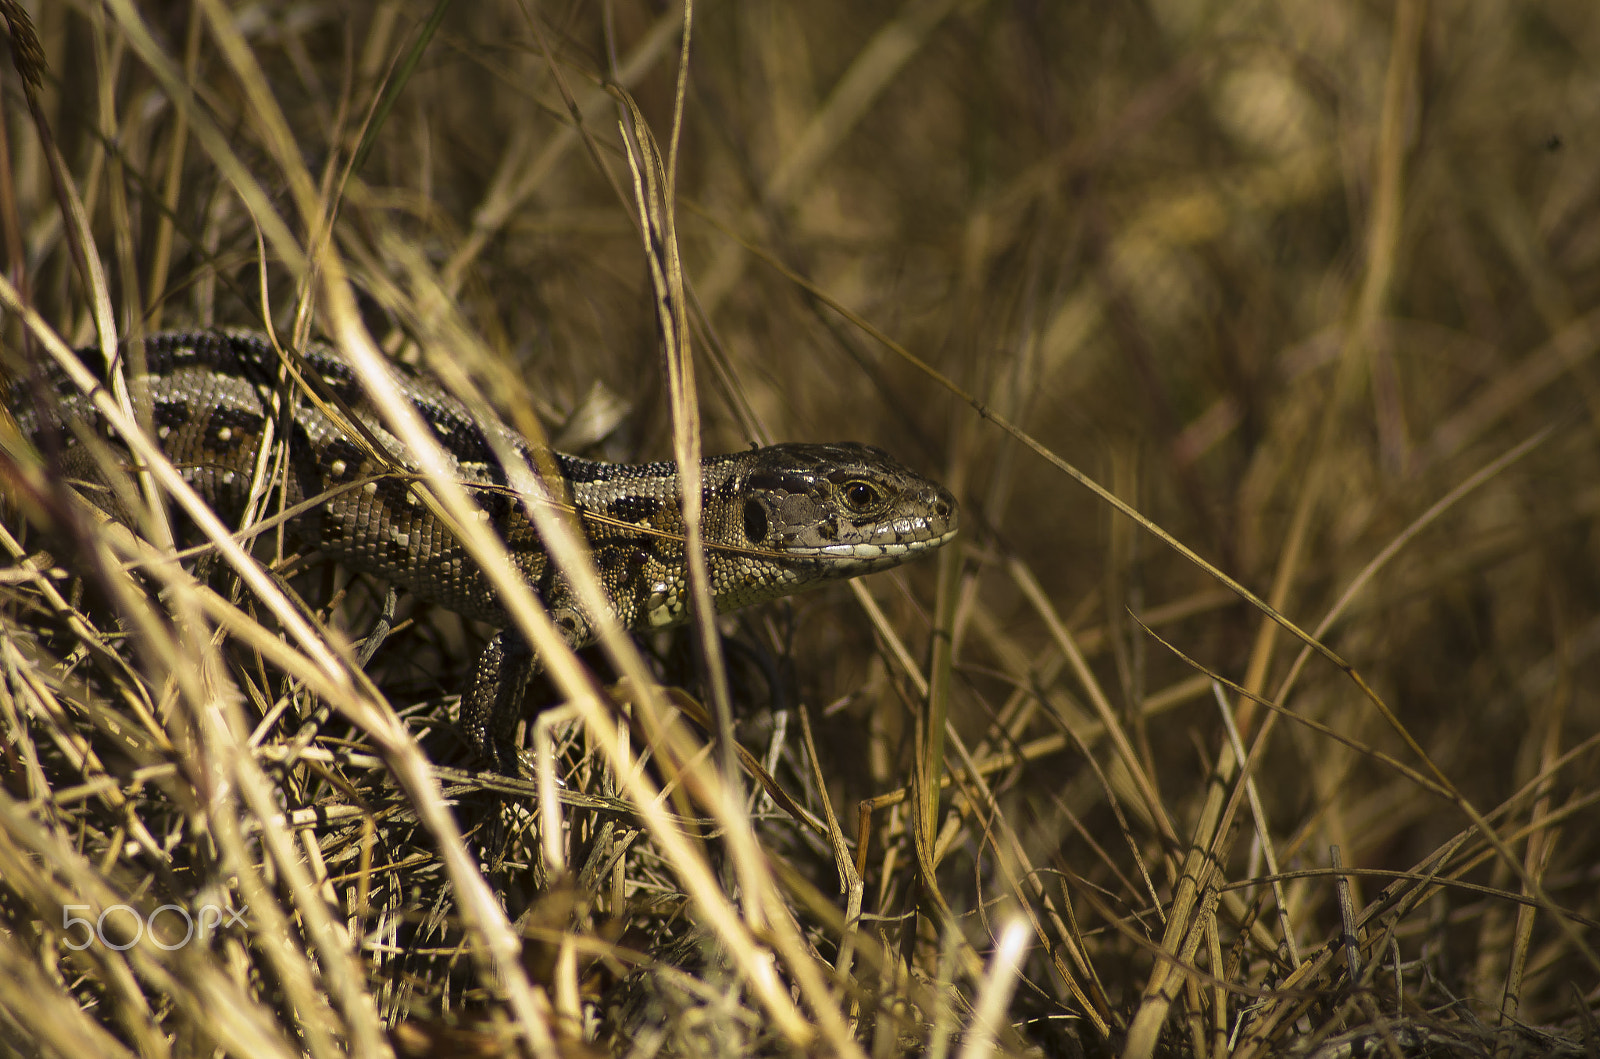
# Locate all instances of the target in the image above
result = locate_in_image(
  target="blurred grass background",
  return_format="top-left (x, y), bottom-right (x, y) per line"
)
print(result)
top-left (3, 0), bottom-right (1599, 1056)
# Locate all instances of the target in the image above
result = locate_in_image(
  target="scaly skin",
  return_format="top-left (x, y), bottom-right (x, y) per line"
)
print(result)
top-left (14, 329), bottom-right (959, 772)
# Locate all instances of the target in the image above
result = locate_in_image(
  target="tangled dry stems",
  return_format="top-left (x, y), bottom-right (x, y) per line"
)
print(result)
top-left (1, 2), bottom-right (1598, 1057)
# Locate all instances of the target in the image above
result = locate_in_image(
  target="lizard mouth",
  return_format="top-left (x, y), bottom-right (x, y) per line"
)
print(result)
top-left (802, 524), bottom-right (960, 561)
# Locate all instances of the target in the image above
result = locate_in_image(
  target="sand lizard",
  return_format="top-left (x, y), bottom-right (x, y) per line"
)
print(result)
top-left (10, 329), bottom-right (959, 772)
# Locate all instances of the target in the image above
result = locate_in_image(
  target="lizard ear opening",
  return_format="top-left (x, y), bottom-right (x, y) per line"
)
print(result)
top-left (743, 498), bottom-right (768, 545)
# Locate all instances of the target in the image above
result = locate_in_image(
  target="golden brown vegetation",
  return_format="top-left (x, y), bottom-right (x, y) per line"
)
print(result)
top-left (1, 1), bottom-right (1598, 1057)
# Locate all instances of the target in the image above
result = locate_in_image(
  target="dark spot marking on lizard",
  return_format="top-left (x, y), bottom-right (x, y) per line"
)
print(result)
top-left (204, 406), bottom-right (265, 450)
top-left (318, 372), bottom-right (364, 406)
top-left (599, 541), bottom-right (651, 579)
top-left (384, 533), bottom-right (411, 564)
top-left (370, 479), bottom-right (407, 515)
top-left (556, 456), bottom-right (611, 484)
top-left (152, 398), bottom-right (191, 430)
top-left (319, 438), bottom-right (366, 480)
top-left (145, 334), bottom-right (217, 375)
top-left (143, 332), bottom-right (290, 391)
top-left (469, 487), bottom-right (513, 522)
top-left (120, 332), bottom-right (268, 392)
top-left (608, 495), bottom-right (660, 524)
top-left (414, 401), bottom-right (497, 466)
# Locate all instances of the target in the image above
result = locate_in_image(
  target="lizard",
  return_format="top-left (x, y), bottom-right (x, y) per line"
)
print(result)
top-left (7, 329), bottom-right (959, 773)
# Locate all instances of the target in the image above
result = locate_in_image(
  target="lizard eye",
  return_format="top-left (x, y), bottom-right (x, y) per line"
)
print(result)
top-left (841, 480), bottom-right (881, 511)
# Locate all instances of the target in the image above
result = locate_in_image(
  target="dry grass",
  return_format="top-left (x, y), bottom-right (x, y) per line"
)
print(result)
top-left (1, 1), bottom-right (1598, 1056)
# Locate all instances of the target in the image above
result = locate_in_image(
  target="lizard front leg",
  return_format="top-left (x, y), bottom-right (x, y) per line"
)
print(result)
top-left (461, 606), bottom-right (592, 775)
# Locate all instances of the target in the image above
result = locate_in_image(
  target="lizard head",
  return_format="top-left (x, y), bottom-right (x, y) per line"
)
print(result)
top-left (729, 441), bottom-right (958, 572)
top-left (623, 441), bottom-right (962, 627)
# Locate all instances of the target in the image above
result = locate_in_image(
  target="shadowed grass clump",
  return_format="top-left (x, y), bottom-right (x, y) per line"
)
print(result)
top-left (1, 2), bottom-right (1598, 1057)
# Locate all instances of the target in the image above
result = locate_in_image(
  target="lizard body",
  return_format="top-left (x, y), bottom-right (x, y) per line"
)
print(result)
top-left (11, 329), bottom-right (958, 771)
